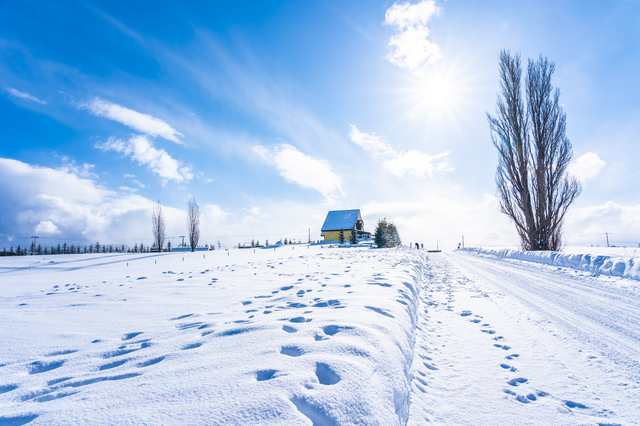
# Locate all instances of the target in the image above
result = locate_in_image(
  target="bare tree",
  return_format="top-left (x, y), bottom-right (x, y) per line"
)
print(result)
top-left (152, 200), bottom-right (166, 252)
top-left (187, 198), bottom-right (200, 252)
top-left (488, 50), bottom-right (581, 251)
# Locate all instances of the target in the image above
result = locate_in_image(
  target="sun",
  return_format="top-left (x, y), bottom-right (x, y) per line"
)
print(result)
top-left (391, 57), bottom-right (480, 132)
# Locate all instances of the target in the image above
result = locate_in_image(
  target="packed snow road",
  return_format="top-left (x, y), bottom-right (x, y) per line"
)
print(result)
top-left (406, 251), bottom-right (640, 425)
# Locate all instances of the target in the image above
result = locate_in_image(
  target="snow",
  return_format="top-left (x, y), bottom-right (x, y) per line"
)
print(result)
top-left (1, 246), bottom-right (638, 425)
top-left (461, 247), bottom-right (640, 281)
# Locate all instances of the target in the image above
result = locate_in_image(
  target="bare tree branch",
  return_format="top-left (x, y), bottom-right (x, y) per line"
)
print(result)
top-left (488, 51), bottom-right (581, 251)
top-left (187, 198), bottom-right (200, 252)
top-left (151, 201), bottom-right (165, 252)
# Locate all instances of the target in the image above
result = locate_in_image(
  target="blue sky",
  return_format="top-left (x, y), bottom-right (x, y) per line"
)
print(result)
top-left (1, 0), bottom-right (639, 250)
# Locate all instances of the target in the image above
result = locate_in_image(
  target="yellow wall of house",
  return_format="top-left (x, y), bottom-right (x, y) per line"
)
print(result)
top-left (324, 229), bottom-right (354, 241)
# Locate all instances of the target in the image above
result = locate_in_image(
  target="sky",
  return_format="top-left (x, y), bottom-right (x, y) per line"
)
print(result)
top-left (1, 0), bottom-right (639, 251)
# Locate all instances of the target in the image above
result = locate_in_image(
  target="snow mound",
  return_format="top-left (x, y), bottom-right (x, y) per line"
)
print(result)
top-left (460, 247), bottom-right (640, 281)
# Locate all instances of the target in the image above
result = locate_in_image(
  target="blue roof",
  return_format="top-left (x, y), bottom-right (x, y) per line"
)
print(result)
top-left (321, 209), bottom-right (361, 231)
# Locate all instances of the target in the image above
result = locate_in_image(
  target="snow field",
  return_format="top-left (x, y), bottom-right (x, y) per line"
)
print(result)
top-left (0, 247), bottom-right (425, 425)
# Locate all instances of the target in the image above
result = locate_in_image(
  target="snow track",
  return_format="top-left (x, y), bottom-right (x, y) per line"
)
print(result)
top-left (406, 251), bottom-right (639, 425)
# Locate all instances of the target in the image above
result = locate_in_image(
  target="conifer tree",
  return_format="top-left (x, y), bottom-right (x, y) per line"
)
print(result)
top-left (338, 229), bottom-right (345, 244)
top-left (349, 228), bottom-right (358, 245)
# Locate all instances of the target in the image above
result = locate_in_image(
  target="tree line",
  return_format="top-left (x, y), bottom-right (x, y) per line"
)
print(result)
top-left (0, 242), bottom-right (153, 256)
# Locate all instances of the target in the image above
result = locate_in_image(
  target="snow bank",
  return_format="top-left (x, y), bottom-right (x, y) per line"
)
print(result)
top-left (460, 247), bottom-right (640, 281)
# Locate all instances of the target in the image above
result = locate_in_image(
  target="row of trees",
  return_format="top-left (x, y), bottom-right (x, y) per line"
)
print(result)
top-left (152, 198), bottom-right (201, 252)
top-left (0, 242), bottom-right (153, 256)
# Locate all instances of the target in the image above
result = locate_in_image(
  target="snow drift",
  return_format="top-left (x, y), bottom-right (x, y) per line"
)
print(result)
top-left (460, 247), bottom-right (640, 281)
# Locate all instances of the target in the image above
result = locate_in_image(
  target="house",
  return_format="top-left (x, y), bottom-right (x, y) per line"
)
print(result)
top-left (320, 209), bottom-right (371, 242)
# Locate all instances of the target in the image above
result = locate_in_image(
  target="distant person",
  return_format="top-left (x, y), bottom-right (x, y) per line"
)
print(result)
top-left (458, 243), bottom-right (461, 249)
top-left (421, 244), bottom-right (423, 249)
top-left (415, 242), bottom-right (419, 249)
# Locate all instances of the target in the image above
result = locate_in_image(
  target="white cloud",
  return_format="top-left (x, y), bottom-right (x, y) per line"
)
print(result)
top-left (6, 87), bottom-right (47, 105)
top-left (123, 174), bottom-right (136, 178)
top-left (349, 125), bottom-right (451, 178)
top-left (565, 201), bottom-right (640, 246)
top-left (96, 135), bottom-right (193, 183)
top-left (385, 0), bottom-right (442, 75)
top-left (383, 150), bottom-right (451, 178)
top-left (34, 220), bottom-right (60, 235)
top-left (254, 144), bottom-right (344, 200)
top-left (83, 98), bottom-right (183, 143)
top-left (348, 125), bottom-right (396, 158)
top-left (568, 152), bottom-right (606, 183)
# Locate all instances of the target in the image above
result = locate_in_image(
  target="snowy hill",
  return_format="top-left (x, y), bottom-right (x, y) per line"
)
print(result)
top-left (1, 247), bottom-right (638, 425)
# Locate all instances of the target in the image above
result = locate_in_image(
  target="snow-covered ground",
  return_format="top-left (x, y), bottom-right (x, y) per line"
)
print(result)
top-left (1, 246), bottom-right (638, 425)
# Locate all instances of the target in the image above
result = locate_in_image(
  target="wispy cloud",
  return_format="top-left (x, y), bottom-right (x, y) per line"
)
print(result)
top-left (349, 125), bottom-right (451, 178)
top-left (385, 1), bottom-right (442, 75)
top-left (568, 152), bottom-right (606, 183)
top-left (6, 87), bottom-right (47, 105)
top-left (254, 143), bottom-right (344, 200)
top-left (96, 135), bottom-right (193, 183)
top-left (82, 98), bottom-right (183, 143)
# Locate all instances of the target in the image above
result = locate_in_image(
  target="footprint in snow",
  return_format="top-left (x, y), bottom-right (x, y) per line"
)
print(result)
top-left (256, 369), bottom-right (277, 381)
top-left (0, 384), bottom-right (19, 394)
top-left (507, 377), bottom-right (528, 386)
top-left (0, 414), bottom-right (39, 425)
top-left (282, 325), bottom-right (297, 333)
top-left (315, 362), bottom-right (340, 385)
top-left (564, 400), bottom-right (588, 409)
top-left (122, 332), bottom-right (143, 341)
top-left (281, 346), bottom-right (303, 357)
top-left (460, 310), bottom-right (472, 317)
top-left (137, 356), bottom-right (164, 368)
top-left (181, 342), bottom-right (202, 350)
top-left (45, 349), bottom-right (77, 357)
top-left (28, 360), bottom-right (65, 375)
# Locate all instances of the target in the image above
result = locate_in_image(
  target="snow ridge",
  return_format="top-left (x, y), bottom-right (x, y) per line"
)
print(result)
top-left (460, 247), bottom-right (640, 280)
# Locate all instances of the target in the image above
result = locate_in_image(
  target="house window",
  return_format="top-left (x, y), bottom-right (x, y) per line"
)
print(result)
top-left (330, 235), bottom-right (333, 240)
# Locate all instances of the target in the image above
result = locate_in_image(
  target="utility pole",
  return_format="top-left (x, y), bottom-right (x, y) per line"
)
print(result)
top-left (31, 236), bottom-right (39, 255)
top-left (308, 228), bottom-right (311, 244)
top-left (462, 235), bottom-right (465, 249)
top-left (605, 233), bottom-right (610, 248)
top-left (180, 235), bottom-right (186, 247)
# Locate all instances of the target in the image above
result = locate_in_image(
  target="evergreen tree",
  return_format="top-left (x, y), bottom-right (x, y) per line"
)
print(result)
top-left (167, 241), bottom-right (172, 252)
top-left (373, 218), bottom-right (401, 248)
top-left (251, 239), bottom-right (255, 248)
top-left (374, 219), bottom-right (388, 248)
top-left (284, 238), bottom-right (288, 245)
top-left (349, 229), bottom-right (358, 245)
top-left (134, 243), bottom-right (138, 253)
top-left (265, 239), bottom-right (269, 246)
top-left (95, 242), bottom-right (101, 253)
top-left (338, 229), bottom-right (345, 244)
top-left (44, 247), bottom-right (49, 255)
top-left (17, 245), bottom-right (22, 256)
top-left (62, 242), bottom-right (68, 254)
top-left (140, 243), bottom-right (144, 252)
top-left (30, 241), bottom-right (36, 255)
